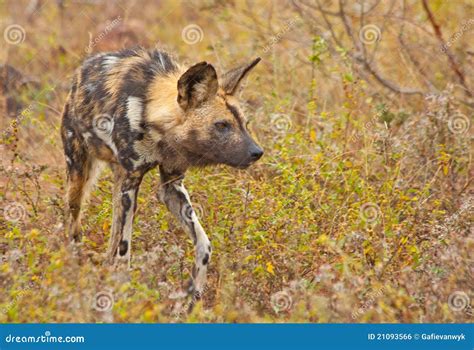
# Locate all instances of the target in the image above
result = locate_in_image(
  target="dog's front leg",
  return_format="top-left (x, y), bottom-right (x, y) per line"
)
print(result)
top-left (158, 169), bottom-right (211, 299)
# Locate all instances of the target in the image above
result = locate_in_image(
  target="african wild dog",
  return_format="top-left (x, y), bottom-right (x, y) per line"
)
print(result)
top-left (61, 47), bottom-right (263, 298)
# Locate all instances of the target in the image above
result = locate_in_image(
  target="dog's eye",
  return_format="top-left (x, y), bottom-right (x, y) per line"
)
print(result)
top-left (214, 121), bottom-right (231, 132)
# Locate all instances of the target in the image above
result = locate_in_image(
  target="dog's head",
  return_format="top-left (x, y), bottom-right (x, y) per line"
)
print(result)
top-left (173, 58), bottom-right (263, 168)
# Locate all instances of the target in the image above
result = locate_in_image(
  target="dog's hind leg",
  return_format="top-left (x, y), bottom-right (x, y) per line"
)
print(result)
top-left (61, 109), bottom-right (103, 242)
top-left (107, 165), bottom-right (144, 268)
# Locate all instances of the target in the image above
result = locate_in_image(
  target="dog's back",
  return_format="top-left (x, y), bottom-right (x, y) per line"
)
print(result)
top-left (61, 48), bottom-right (179, 172)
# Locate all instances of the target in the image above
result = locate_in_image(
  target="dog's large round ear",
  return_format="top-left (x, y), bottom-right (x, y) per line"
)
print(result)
top-left (177, 62), bottom-right (218, 110)
top-left (221, 57), bottom-right (261, 95)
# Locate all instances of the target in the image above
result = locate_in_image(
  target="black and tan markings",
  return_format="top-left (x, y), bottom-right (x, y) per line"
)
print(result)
top-left (61, 47), bottom-right (262, 298)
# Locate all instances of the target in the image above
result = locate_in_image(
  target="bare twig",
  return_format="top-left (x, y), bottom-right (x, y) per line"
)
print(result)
top-left (397, 0), bottom-right (437, 92)
top-left (421, 0), bottom-right (472, 98)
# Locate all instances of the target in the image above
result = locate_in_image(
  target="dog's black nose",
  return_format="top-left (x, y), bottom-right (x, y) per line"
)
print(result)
top-left (249, 147), bottom-right (264, 161)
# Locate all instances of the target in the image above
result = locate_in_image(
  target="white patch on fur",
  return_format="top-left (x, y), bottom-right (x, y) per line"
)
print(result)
top-left (84, 82), bottom-right (96, 93)
top-left (173, 183), bottom-right (206, 238)
top-left (157, 52), bottom-right (165, 69)
top-left (131, 134), bottom-right (162, 168)
top-left (103, 56), bottom-right (119, 70)
top-left (82, 132), bottom-right (93, 143)
top-left (171, 182), bottom-right (211, 293)
top-left (127, 96), bottom-right (143, 131)
top-left (82, 159), bottom-right (106, 204)
top-left (174, 183), bottom-right (191, 203)
top-left (103, 137), bottom-right (118, 156)
top-left (83, 53), bottom-right (106, 66)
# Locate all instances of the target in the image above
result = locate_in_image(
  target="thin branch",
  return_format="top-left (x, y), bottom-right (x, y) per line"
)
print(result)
top-left (338, 0), bottom-right (362, 52)
top-left (355, 55), bottom-right (425, 95)
top-left (296, 0), bottom-right (341, 17)
top-left (421, 0), bottom-right (472, 98)
top-left (339, 0), bottom-right (423, 95)
top-left (397, 0), bottom-right (437, 92)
